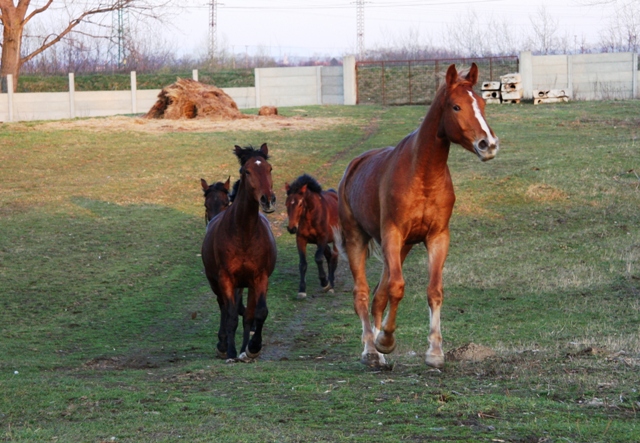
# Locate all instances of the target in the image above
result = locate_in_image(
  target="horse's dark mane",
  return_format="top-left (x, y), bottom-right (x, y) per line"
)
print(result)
top-left (287, 173), bottom-right (323, 195)
top-left (229, 179), bottom-right (241, 202)
top-left (204, 181), bottom-right (229, 197)
top-left (234, 145), bottom-right (269, 166)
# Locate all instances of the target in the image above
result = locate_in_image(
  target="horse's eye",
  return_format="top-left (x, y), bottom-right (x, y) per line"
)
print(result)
top-left (453, 105), bottom-right (461, 111)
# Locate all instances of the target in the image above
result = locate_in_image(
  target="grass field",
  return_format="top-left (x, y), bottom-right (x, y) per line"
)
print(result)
top-left (0, 101), bottom-right (639, 442)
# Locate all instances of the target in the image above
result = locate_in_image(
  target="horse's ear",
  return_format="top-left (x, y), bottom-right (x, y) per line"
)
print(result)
top-left (200, 178), bottom-right (209, 191)
top-left (285, 182), bottom-right (290, 192)
top-left (234, 145), bottom-right (242, 157)
top-left (445, 64), bottom-right (458, 88)
top-left (224, 176), bottom-right (231, 190)
top-left (465, 63), bottom-right (479, 86)
top-left (260, 143), bottom-right (268, 157)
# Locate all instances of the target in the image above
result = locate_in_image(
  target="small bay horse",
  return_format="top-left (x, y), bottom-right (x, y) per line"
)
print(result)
top-left (337, 63), bottom-right (499, 369)
top-left (202, 143), bottom-right (277, 362)
top-left (200, 177), bottom-right (231, 225)
top-left (285, 174), bottom-right (339, 299)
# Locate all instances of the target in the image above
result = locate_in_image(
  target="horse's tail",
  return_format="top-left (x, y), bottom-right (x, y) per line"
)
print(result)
top-left (332, 224), bottom-right (348, 261)
top-left (332, 225), bottom-right (383, 264)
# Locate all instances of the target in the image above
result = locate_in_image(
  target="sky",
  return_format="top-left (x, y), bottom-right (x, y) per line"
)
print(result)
top-left (171, 0), bottom-right (621, 58)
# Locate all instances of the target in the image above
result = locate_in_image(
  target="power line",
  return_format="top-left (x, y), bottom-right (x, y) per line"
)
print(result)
top-left (209, 0), bottom-right (218, 61)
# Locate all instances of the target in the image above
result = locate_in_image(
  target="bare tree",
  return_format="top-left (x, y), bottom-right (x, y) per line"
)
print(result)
top-left (0, 0), bottom-right (171, 90)
top-left (598, 1), bottom-right (640, 52)
top-left (527, 5), bottom-right (562, 54)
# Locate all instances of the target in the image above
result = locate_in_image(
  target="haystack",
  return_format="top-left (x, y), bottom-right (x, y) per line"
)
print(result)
top-left (144, 78), bottom-right (245, 120)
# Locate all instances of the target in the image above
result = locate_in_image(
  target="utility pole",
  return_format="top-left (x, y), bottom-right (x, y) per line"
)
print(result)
top-left (111, 0), bottom-right (130, 69)
top-left (209, 0), bottom-right (218, 64)
top-left (356, 0), bottom-right (365, 60)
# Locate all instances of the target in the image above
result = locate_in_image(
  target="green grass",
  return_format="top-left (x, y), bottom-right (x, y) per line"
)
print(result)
top-left (0, 101), bottom-right (639, 442)
top-left (17, 69), bottom-right (255, 92)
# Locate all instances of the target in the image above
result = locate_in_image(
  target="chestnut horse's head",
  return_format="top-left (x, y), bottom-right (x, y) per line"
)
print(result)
top-left (201, 176), bottom-right (230, 225)
top-left (234, 143), bottom-right (276, 213)
top-left (439, 63), bottom-right (499, 162)
top-left (284, 174), bottom-right (323, 234)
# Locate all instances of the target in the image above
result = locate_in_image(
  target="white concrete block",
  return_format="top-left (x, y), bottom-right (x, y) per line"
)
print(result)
top-left (500, 73), bottom-right (522, 84)
top-left (482, 90), bottom-right (501, 99)
top-left (501, 90), bottom-right (523, 100)
top-left (481, 81), bottom-right (501, 90)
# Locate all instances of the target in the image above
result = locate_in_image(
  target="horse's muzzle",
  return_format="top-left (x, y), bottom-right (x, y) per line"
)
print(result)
top-left (260, 194), bottom-right (277, 213)
top-left (287, 226), bottom-right (297, 234)
top-left (474, 137), bottom-right (499, 162)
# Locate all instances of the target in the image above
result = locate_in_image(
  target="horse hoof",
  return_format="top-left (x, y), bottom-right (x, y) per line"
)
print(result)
top-left (360, 352), bottom-right (387, 369)
top-left (322, 284), bottom-right (333, 293)
top-left (216, 349), bottom-right (227, 359)
top-left (245, 347), bottom-right (261, 359)
top-left (297, 292), bottom-right (307, 300)
top-left (238, 352), bottom-right (256, 363)
top-left (425, 354), bottom-right (445, 369)
top-left (374, 333), bottom-right (396, 354)
top-left (225, 358), bottom-right (237, 364)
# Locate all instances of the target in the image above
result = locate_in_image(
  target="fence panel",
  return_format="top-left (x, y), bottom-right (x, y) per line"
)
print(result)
top-left (356, 56), bottom-right (519, 105)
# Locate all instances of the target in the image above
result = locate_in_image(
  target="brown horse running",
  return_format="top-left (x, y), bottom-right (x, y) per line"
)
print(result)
top-left (202, 144), bottom-right (277, 361)
top-left (285, 174), bottom-right (339, 299)
top-left (337, 63), bottom-right (499, 369)
top-left (200, 176), bottom-right (231, 225)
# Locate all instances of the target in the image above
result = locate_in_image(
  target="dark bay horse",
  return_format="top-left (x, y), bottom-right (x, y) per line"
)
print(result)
top-left (285, 174), bottom-right (339, 299)
top-left (200, 176), bottom-right (231, 225)
top-left (202, 143), bottom-right (277, 362)
top-left (337, 63), bottom-right (499, 369)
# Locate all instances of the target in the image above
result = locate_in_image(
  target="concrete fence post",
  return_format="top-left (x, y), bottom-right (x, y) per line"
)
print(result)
top-left (632, 53), bottom-right (638, 99)
top-left (7, 74), bottom-right (13, 122)
top-left (342, 55), bottom-right (357, 105)
top-left (130, 71), bottom-right (137, 114)
top-left (567, 55), bottom-right (573, 98)
top-left (192, 69), bottom-right (198, 82)
top-left (316, 66), bottom-right (323, 105)
top-left (519, 51), bottom-right (533, 100)
top-left (69, 73), bottom-right (75, 119)
top-left (254, 68), bottom-right (261, 108)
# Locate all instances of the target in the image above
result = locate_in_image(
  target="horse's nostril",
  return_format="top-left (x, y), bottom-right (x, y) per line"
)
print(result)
top-left (260, 196), bottom-right (268, 205)
top-left (478, 139), bottom-right (489, 151)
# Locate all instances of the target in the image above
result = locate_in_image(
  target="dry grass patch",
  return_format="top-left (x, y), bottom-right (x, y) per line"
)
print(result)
top-left (525, 183), bottom-right (569, 201)
top-left (36, 115), bottom-right (355, 134)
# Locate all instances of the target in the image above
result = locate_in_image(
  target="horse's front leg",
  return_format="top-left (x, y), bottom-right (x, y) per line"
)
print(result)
top-left (314, 243), bottom-right (330, 291)
top-left (296, 236), bottom-right (308, 299)
top-left (424, 232), bottom-right (450, 369)
top-left (374, 231), bottom-right (406, 355)
top-left (240, 275), bottom-right (269, 361)
top-left (218, 277), bottom-right (240, 360)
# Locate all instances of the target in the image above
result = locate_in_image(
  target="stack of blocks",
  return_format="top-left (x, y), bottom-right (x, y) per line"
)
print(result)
top-left (500, 73), bottom-right (523, 104)
top-left (533, 89), bottom-right (570, 105)
top-left (480, 73), bottom-right (523, 104)
top-left (481, 81), bottom-right (501, 104)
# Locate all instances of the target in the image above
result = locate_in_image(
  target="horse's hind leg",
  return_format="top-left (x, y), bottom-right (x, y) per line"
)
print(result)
top-left (296, 236), bottom-right (308, 299)
top-left (373, 239), bottom-right (412, 355)
top-left (324, 243), bottom-right (338, 292)
top-left (314, 243), bottom-right (330, 291)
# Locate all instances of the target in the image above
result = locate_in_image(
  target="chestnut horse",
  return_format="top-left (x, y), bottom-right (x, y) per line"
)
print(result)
top-left (202, 144), bottom-right (277, 362)
top-left (200, 176), bottom-right (231, 225)
top-left (337, 63), bottom-right (499, 369)
top-left (285, 174), bottom-right (339, 299)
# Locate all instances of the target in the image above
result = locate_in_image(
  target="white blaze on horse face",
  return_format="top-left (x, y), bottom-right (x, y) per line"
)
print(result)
top-left (467, 91), bottom-right (497, 146)
top-left (255, 160), bottom-right (262, 166)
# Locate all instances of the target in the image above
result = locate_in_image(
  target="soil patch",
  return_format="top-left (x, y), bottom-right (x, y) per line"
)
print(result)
top-left (446, 343), bottom-right (496, 362)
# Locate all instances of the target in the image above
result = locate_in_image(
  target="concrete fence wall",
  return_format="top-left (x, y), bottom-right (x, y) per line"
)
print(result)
top-left (1, 53), bottom-right (637, 122)
top-left (520, 51), bottom-right (639, 100)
